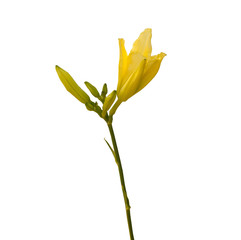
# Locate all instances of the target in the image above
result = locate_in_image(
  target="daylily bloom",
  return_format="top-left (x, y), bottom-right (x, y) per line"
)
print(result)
top-left (110, 28), bottom-right (166, 115)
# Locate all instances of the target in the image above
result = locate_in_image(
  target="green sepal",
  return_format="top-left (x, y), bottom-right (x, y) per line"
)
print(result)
top-left (84, 81), bottom-right (100, 98)
top-left (85, 102), bottom-right (95, 111)
top-left (85, 101), bottom-right (102, 118)
top-left (94, 105), bottom-right (102, 117)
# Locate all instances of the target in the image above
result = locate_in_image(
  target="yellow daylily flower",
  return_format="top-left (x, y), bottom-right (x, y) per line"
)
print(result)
top-left (110, 28), bottom-right (166, 115)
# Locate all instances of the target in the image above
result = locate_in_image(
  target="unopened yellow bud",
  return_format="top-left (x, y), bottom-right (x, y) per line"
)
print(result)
top-left (102, 90), bottom-right (117, 117)
top-left (55, 66), bottom-right (90, 104)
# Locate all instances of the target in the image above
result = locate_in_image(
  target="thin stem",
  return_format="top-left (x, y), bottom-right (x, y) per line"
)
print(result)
top-left (107, 123), bottom-right (135, 240)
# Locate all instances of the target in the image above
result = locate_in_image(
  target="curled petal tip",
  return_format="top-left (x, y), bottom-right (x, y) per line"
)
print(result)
top-left (145, 28), bottom-right (152, 32)
top-left (158, 52), bottom-right (167, 59)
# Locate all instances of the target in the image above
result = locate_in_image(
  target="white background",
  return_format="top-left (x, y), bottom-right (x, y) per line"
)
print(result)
top-left (0, 0), bottom-right (241, 239)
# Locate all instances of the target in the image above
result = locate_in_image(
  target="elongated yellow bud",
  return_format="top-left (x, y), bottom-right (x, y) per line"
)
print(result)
top-left (84, 81), bottom-right (100, 98)
top-left (102, 90), bottom-right (117, 117)
top-left (55, 65), bottom-right (90, 104)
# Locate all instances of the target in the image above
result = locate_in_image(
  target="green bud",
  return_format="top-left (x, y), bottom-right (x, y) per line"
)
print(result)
top-left (102, 90), bottom-right (117, 117)
top-left (55, 65), bottom-right (90, 104)
top-left (101, 83), bottom-right (108, 99)
top-left (84, 81), bottom-right (100, 98)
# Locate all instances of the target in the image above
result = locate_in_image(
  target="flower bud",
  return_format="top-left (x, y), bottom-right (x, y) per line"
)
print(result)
top-left (84, 81), bottom-right (100, 98)
top-left (102, 90), bottom-right (117, 117)
top-left (55, 65), bottom-right (90, 104)
top-left (101, 83), bottom-right (108, 99)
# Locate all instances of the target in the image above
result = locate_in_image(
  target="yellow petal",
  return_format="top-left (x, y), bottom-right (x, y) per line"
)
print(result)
top-left (117, 39), bottom-right (128, 95)
top-left (118, 58), bottom-right (146, 102)
top-left (130, 28), bottom-right (152, 58)
top-left (136, 52), bottom-right (166, 93)
top-left (119, 52), bottom-right (145, 92)
top-left (55, 65), bottom-right (90, 104)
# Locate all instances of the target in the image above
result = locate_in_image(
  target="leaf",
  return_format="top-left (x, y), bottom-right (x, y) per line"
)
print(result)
top-left (104, 138), bottom-right (117, 164)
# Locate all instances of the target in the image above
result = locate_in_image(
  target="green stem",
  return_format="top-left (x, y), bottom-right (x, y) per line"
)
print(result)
top-left (107, 123), bottom-right (135, 240)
